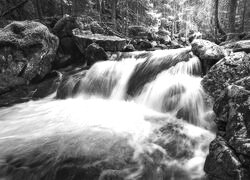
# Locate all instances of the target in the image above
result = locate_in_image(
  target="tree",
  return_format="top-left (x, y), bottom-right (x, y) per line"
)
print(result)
top-left (111, 0), bottom-right (118, 30)
top-left (228, 0), bottom-right (238, 33)
top-left (215, 0), bottom-right (226, 35)
top-left (35, 0), bottom-right (43, 18)
top-left (241, 0), bottom-right (247, 31)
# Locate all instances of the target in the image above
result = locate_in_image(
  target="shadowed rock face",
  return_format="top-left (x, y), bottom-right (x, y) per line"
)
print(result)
top-left (202, 52), bottom-right (250, 100)
top-left (0, 71), bottom-right (62, 107)
top-left (85, 43), bottom-right (108, 66)
top-left (204, 85), bottom-right (250, 180)
top-left (52, 15), bottom-right (84, 67)
top-left (0, 21), bottom-right (59, 95)
top-left (202, 50), bottom-right (250, 179)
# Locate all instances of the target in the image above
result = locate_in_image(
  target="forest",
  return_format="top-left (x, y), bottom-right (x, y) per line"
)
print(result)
top-left (1, 0), bottom-right (250, 41)
top-left (0, 0), bottom-right (250, 180)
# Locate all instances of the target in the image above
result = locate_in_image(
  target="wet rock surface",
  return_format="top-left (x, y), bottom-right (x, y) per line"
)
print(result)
top-left (0, 71), bottom-right (62, 107)
top-left (191, 39), bottom-right (226, 74)
top-left (204, 85), bottom-right (250, 180)
top-left (202, 45), bottom-right (250, 179)
top-left (56, 67), bottom-right (87, 99)
top-left (0, 21), bottom-right (59, 95)
top-left (202, 52), bottom-right (250, 100)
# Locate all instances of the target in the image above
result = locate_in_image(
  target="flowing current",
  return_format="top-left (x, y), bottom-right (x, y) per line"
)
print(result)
top-left (0, 48), bottom-right (214, 180)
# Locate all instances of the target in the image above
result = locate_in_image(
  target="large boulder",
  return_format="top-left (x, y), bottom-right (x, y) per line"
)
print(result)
top-left (85, 43), bottom-right (108, 66)
top-left (128, 26), bottom-right (152, 40)
top-left (223, 40), bottom-right (250, 53)
top-left (73, 29), bottom-right (126, 52)
top-left (192, 39), bottom-right (226, 74)
top-left (204, 136), bottom-right (249, 180)
top-left (0, 21), bottom-right (59, 95)
top-left (204, 85), bottom-right (250, 180)
top-left (202, 52), bottom-right (250, 100)
top-left (134, 39), bottom-right (153, 51)
top-left (0, 71), bottom-right (62, 107)
top-left (52, 15), bottom-right (84, 67)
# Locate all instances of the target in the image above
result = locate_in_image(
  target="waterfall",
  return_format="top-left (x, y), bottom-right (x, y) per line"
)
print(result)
top-left (72, 48), bottom-right (208, 126)
top-left (0, 48), bottom-right (214, 180)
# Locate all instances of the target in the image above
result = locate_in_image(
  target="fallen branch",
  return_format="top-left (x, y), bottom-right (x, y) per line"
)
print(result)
top-left (0, 0), bottom-right (30, 18)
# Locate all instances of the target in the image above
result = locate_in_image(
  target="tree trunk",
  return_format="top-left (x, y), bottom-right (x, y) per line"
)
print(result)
top-left (126, 0), bottom-right (128, 36)
top-left (96, 0), bottom-right (102, 21)
top-left (228, 0), bottom-right (238, 33)
top-left (111, 0), bottom-right (117, 30)
top-left (241, 0), bottom-right (247, 32)
top-left (215, 0), bottom-right (226, 35)
top-left (136, 0), bottom-right (139, 25)
top-left (60, 0), bottom-right (64, 16)
top-left (72, 0), bottom-right (78, 16)
top-left (35, 0), bottom-right (42, 19)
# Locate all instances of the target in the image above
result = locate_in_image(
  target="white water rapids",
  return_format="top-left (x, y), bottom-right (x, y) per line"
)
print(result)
top-left (0, 48), bottom-right (214, 180)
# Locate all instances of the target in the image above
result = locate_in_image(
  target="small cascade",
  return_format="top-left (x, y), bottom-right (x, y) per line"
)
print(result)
top-left (135, 55), bottom-right (207, 126)
top-left (0, 48), bottom-right (214, 180)
top-left (72, 48), bottom-right (208, 127)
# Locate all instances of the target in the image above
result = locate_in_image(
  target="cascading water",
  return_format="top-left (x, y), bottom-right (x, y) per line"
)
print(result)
top-left (0, 48), bottom-right (214, 180)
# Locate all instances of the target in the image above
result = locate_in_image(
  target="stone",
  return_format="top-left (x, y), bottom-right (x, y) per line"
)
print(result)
top-left (242, 32), bottom-right (250, 40)
top-left (169, 40), bottom-right (183, 49)
top-left (0, 74), bottom-right (28, 95)
top-left (90, 21), bottom-right (105, 34)
top-left (0, 71), bottom-right (62, 107)
top-left (128, 25), bottom-right (151, 39)
top-left (56, 70), bottom-right (87, 99)
top-left (204, 84), bottom-right (250, 180)
top-left (134, 40), bottom-right (153, 51)
top-left (204, 136), bottom-right (249, 180)
top-left (158, 35), bottom-right (171, 45)
top-left (223, 40), bottom-right (250, 53)
top-left (85, 43), bottom-right (108, 66)
top-left (73, 28), bottom-right (126, 52)
top-left (202, 52), bottom-right (250, 100)
top-left (192, 39), bottom-right (226, 74)
top-left (122, 44), bottom-right (135, 52)
top-left (0, 21), bottom-right (59, 94)
top-left (52, 15), bottom-right (78, 38)
top-left (155, 44), bottom-right (168, 50)
top-left (52, 15), bottom-right (84, 67)
top-left (157, 29), bottom-right (170, 37)
top-left (188, 32), bottom-right (202, 43)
